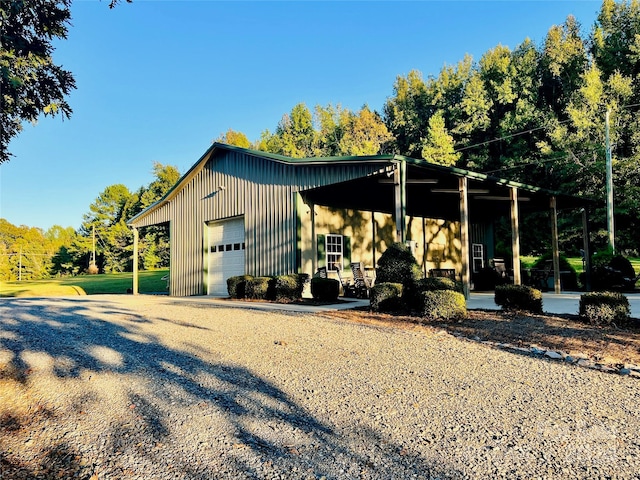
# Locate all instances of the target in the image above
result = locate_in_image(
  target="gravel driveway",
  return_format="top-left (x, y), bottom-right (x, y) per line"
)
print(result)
top-left (1, 295), bottom-right (639, 479)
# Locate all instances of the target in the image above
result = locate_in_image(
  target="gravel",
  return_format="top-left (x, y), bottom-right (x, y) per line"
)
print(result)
top-left (1, 295), bottom-right (640, 479)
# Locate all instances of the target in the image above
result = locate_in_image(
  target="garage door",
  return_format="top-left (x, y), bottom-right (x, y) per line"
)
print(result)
top-left (207, 217), bottom-right (245, 296)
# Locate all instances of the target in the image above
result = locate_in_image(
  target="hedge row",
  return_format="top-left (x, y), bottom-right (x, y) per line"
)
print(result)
top-left (227, 274), bottom-right (309, 303)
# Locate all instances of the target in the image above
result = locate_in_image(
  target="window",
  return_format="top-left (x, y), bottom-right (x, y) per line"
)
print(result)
top-left (472, 243), bottom-right (484, 273)
top-left (326, 234), bottom-right (343, 271)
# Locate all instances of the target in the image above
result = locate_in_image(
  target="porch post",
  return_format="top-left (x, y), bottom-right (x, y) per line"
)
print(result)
top-left (132, 227), bottom-right (139, 295)
top-left (582, 208), bottom-right (592, 291)
top-left (510, 187), bottom-right (522, 285)
top-left (311, 203), bottom-right (317, 273)
top-left (459, 176), bottom-right (470, 298)
top-left (550, 196), bottom-right (561, 294)
top-left (393, 161), bottom-right (407, 243)
top-left (371, 211), bottom-right (377, 268)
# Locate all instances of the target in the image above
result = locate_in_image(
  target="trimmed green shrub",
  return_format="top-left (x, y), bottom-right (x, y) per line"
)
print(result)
top-left (591, 251), bottom-right (637, 291)
top-left (227, 275), bottom-right (254, 299)
top-left (405, 277), bottom-right (462, 310)
top-left (310, 277), bottom-right (340, 301)
top-left (579, 291), bottom-right (631, 326)
top-left (375, 242), bottom-right (423, 288)
top-left (370, 282), bottom-right (403, 312)
top-left (419, 290), bottom-right (466, 321)
top-left (472, 267), bottom-right (502, 291)
top-left (418, 277), bottom-right (462, 293)
top-left (245, 276), bottom-right (271, 300)
top-left (494, 284), bottom-right (543, 314)
top-left (268, 273), bottom-right (310, 302)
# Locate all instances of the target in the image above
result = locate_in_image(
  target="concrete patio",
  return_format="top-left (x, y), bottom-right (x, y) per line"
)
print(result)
top-left (467, 291), bottom-right (640, 318)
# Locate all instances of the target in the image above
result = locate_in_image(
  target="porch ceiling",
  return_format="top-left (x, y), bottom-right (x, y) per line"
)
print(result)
top-left (300, 164), bottom-right (592, 222)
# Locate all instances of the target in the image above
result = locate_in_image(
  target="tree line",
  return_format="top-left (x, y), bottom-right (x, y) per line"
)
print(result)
top-left (0, 163), bottom-right (179, 281)
top-left (3, 0), bottom-right (640, 281)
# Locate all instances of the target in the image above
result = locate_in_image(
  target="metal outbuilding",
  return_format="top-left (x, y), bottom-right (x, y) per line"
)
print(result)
top-left (128, 143), bottom-right (592, 297)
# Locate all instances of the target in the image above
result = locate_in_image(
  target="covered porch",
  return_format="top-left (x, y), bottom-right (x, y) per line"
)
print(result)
top-left (296, 158), bottom-right (592, 297)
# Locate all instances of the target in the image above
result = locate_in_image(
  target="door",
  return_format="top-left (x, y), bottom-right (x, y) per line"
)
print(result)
top-left (207, 217), bottom-right (245, 296)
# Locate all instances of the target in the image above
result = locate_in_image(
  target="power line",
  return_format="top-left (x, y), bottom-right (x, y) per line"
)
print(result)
top-left (453, 102), bottom-right (640, 155)
top-left (481, 154), bottom-right (573, 175)
top-left (454, 119), bottom-right (573, 153)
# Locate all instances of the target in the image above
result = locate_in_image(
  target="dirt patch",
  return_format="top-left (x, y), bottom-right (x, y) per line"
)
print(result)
top-left (322, 308), bottom-right (640, 367)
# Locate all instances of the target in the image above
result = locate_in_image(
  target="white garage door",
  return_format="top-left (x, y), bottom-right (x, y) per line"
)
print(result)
top-left (207, 217), bottom-right (245, 296)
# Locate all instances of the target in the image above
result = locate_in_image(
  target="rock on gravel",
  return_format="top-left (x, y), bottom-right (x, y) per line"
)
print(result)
top-left (1, 295), bottom-right (639, 479)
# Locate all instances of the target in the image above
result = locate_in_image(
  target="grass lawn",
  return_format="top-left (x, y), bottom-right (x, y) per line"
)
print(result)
top-left (521, 256), bottom-right (640, 273)
top-left (0, 269), bottom-right (168, 297)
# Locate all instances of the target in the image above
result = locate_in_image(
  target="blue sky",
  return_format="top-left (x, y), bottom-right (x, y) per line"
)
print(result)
top-left (1, 0), bottom-right (601, 232)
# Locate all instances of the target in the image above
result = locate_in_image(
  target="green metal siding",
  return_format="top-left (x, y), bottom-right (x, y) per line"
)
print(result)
top-left (146, 149), bottom-right (386, 296)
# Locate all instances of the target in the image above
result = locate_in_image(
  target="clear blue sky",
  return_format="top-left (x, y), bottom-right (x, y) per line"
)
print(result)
top-left (0, 0), bottom-right (601, 232)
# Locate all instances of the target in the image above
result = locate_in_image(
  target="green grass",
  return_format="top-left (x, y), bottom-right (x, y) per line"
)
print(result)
top-left (521, 256), bottom-right (640, 273)
top-left (0, 269), bottom-right (169, 297)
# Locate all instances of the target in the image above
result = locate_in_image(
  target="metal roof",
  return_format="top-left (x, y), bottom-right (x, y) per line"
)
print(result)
top-left (128, 143), bottom-right (594, 226)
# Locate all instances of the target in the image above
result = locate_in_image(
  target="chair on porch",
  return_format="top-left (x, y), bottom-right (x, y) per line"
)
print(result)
top-left (350, 262), bottom-right (371, 299)
top-left (335, 264), bottom-right (357, 298)
top-left (531, 260), bottom-right (554, 291)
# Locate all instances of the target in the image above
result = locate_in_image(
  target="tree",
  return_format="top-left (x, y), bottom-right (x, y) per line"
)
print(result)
top-left (1, 0), bottom-right (131, 164)
top-left (139, 162), bottom-right (180, 210)
top-left (420, 111), bottom-right (460, 166)
top-left (1, 0), bottom-right (76, 164)
top-left (215, 129), bottom-right (251, 148)
top-left (80, 184), bottom-right (136, 273)
top-left (0, 218), bottom-right (59, 280)
top-left (338, 106), bottom-right (393, 156)
top-left (383, 70), bottom-right (432, 157)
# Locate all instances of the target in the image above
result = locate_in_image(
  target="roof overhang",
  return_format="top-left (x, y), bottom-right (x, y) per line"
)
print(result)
top-left (128, 143), bottom-right (595, 227)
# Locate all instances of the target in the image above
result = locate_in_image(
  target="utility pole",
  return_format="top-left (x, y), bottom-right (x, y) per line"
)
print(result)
top-left (18, 247), bottom-right (22, 282)
top-left (605, 109), bottom-right (615, 253)
top-left (90, 225), bottom-right (96, 269)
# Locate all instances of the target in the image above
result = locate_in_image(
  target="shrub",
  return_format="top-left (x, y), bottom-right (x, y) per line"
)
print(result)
top-left (405, 277), bottom-right (462, 310)
top-left (227, 275), bottom-right (254, 299)
top-left (579, 291), bottom-right (631, 326)
top-left (375, 242), bottom-right (423, 288)
top-left (87, 263), bottom-right (99, 275)
top-left (591, 252), bottom-right (636, 291)
top-left (310, 277), bottom-right (340, 301)
top-left (417, 277), bottom-right (462, 293)
top-left (419, 290), bottom-right (466, 321)
top-left (245, 276), bottom-right (271, 300)
top-left (494, 284), bottom-right (543, 314)
top-left (370, 282), bottom-right (403, 312)
top-left (269, 274), bottom-right (310, 302)
top-left (472, 267), bottom-right (502, 291)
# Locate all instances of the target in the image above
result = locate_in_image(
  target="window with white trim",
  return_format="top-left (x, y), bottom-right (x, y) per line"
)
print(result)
top-left (472, 243), bottom-right (484, 273)
top-left (326, 234), bottom-right (343, 271)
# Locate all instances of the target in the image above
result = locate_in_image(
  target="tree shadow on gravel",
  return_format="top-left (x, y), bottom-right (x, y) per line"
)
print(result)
top-left (0, 297), bottom-right (463, 479)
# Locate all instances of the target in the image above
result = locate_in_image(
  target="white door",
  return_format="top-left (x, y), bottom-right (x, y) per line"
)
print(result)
top-left (207, 217), bottom-right (245, 296)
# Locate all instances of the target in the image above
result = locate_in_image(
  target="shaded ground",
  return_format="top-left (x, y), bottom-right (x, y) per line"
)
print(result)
top-left (2, 296), bottom-right (640, 479)
top-left (323, 308), bottom-right (640, 367)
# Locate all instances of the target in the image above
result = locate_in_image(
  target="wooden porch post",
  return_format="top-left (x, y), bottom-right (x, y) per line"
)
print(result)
top-left (132, 227), bottom-right (139, 295)
top-left (582, 208), bottom-right (592, 292)
top-left (311, 202), bottom-right (317, 274)
top-left (510, 187), bottom-right (522, 285)
top-left (371, 211), bottom-right (377, 268)
top-left (550, 196), bottom-right (561, 294)
top-left (393, 161), bottom-right (407, 243)
top-left (459, 177), bottom-right (470, 298)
